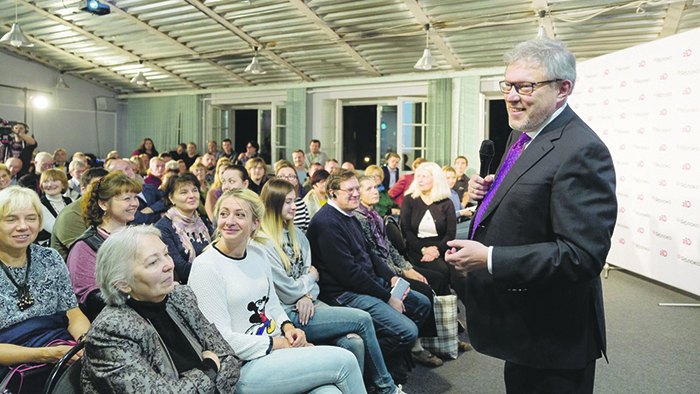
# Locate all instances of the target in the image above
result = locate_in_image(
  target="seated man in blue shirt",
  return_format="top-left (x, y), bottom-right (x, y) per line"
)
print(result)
top-left (306, 168), bottom-right (431, 382)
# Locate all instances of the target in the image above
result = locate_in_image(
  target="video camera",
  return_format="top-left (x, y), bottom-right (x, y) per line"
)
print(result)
top-left (0, 118), bottom-right (19, 145)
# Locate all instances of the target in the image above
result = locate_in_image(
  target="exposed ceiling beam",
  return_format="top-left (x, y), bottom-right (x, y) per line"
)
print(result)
top-left (532, 0), bottom-right (555, 39)
top-left (0, 23), bottom-right (152, 93)
top-left (181, 0), bottom-right (313, 82)
top-left (108, 3), bottom-right (254, 87)
top-left (659, 1), bottom-right (687, 38)
top-left (401, 0), bottom-right (463, 71)
top-left (17, 0), bottom-right (202, 90)
top-left (287, 0), bottom-right (381, 77)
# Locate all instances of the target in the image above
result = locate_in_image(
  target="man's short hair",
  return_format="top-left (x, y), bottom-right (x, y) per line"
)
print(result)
top-left (69, 160), bottom-right (87, 172)
top-left (81, 168), bottom-right (109, 189)
top-left (222, 138), bottom-right (232, 144)
top-left (159, 152), bottom-right (172, 159)
top-left (387, 153), bottom-right (400, 161)
top-left (325, 158), bottom-right (338, 165)
top-left (504, 39), bottom-right (577, 92)
top-left (310, 139), bottom-right (320, 146)
top-left (34, 152), bottom-right (52, 164)
top-left (412, 157), bottom-right (428, 170)
top-left (455, 156), bottom-right (468, 165)
top-left (326, 168), bottom-right (356, 196)
top-left (293, 149), bottom-right (304, 155)
top-left (247, 140), bottom-right (259, 150)
top-left (149, 156), bottom-right (165, 166)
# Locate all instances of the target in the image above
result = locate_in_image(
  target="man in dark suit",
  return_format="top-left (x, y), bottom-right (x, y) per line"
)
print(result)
top-left (381, 153), bottom-right (401, 190)
top-left (445, 39), bottom-right (617, 394)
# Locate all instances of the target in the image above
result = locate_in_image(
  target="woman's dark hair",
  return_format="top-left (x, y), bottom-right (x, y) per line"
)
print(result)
top-left (227, 164), bottom-right (250, 184)
top-left (310, 169), bottom-right (330, 187)
top-left (162, 172), bottom-right (201, 208)
top-left (136, 138), bottom-right (159, 156)
top-left (247, 140), bottom-right (259, 151)
top-left (81, 172), bottom-right (142, 227)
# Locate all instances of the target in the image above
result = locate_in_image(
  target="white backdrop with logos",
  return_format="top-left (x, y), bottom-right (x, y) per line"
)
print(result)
top-left (569, 28), bottom-right (700, 297)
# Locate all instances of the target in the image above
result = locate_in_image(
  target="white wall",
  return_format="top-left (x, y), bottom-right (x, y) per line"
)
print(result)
top-left (0, 51), bottom-right (118, 159)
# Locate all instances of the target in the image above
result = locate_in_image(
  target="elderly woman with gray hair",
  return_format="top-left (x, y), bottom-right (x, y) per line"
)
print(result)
top-left (80, 225), bottom-right (240, 393)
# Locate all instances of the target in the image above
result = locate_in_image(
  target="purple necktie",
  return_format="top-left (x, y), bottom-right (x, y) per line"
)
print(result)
top-left (471, 133), bottom-right (532, 239)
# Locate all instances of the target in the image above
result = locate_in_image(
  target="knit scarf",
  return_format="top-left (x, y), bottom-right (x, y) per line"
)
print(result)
top-left (165, 208), bottom-right (210, 264)
top-left (357, 203), bottom-right (388, 258)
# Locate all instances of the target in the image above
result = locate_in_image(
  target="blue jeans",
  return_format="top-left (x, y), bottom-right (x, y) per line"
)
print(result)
top-left (285, 301), bottom-right (396, 394)
top-left (237, 346), bottom-right (367, 394)
top-left (331, 278), bottom-right (431, 360)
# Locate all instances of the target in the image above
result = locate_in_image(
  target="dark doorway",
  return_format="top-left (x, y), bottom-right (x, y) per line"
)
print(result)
top-left (343, 105), bottom-right (377, 171)
top-left (234, 109), bottom-right (258, 159)
top-left (487, 99), bottom-right (511, 174)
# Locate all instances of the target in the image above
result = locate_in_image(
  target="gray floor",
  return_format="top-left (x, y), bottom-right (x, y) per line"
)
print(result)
top-left (402, 269), bottom-right (700, 393)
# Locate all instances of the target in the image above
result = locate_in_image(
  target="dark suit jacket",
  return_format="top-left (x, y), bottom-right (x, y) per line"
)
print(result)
top-left (381, 165), bottom-right (399, 190)
top-left (467, 105), bottom-right (617, 370)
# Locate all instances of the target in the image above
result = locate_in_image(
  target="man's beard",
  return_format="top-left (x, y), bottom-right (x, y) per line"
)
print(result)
top-left (208, 165), bottom-right (216, 171)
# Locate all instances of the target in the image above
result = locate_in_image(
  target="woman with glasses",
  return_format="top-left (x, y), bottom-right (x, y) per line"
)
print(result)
top-left (245, 157), bottom-right (267, 195)
top-left (275, 161), bottom-right (310, 232)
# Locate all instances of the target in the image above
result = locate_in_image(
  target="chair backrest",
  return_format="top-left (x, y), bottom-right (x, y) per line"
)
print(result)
top-left (384, 215), bottom-right (407, 256)
top-left (43, 341), bottom-right (84, 394)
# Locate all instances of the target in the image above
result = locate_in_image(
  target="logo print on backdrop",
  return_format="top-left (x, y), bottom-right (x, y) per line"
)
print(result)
top-left (619, 238), bottom-right (626, 244)
top-left (659, 215), bottom-right (666, 222)
top-left (682, 201), bottom-right (692, 208)
top-left (588, 88), bottom-right (594, 93)
top-left (639, 94), bottom-right (645, 100)
top-left (683, 238), bottom-right (692, 246)
top-left (620, 113), bottom-right (626, 118)
top-left (620, 81), bottom-right (627, 87)
top-left (660, 73), bottom-right (668, 80)
top-left (682, 87), bottom-right (692, 95)
top-left (639, 61), bottom-right (646, 67)
top-left (638, 128), bottom-right (645, 134)
top-left (604, 69), bottom-right (610, 75)
top-left (659, 180), bottom-right (667, 186)
top-left (659, 144), bottom-right (667, 151)
top-left (603, 129), bottom-right (610, 135)
top-left (619, 175), bottom-right (626, 182)
top-left (620, 144), bottom-right (626, 150)
top-left (659, 109), bottom-right (668, 115)
top-left (660, 250), bottom-right (668, 257)
top-left (637, 227), bottom-right (645, 234)
top-left (619, 207), bottom-right (626, 213)
top-left (637, 161), bottom-right (644, 167)
top-left (637, 194), bottom-right (644, 201)
top-left (604, 99), bottom-right (609, 105)
top-left (682, 163), bottom-right (692, 170)
top-left (683, 125), bottom-right (691, 133)
top-left (575, 103), bottom-right (580, 109)
top-left (683, 49), bottom-right (692, 57)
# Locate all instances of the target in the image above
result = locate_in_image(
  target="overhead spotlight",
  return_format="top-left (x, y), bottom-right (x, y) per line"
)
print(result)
top-left (130, 71), bottom-right (148, 85)
top-left (79, 0), bottom-right (111, 16)
top-left (31, 95), bottom-right (49, 109)
top-left (245, 47), bottom-right (266, 74)
top-left (414, 24), bottom-right (438, 71)
top-left (0, 1), bottom-right (33, 48)
top-left (55, 73), bottom-right (70, 90)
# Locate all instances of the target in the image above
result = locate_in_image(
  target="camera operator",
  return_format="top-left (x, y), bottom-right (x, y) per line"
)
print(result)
top-left (1, 122), bottom-right (38, 173)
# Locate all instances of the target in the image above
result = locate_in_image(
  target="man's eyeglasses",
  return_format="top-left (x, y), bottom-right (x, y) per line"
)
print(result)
top-left (336, 187), bottom-right (360, 195)
top-left (499, 80), bottom-right (562, 95)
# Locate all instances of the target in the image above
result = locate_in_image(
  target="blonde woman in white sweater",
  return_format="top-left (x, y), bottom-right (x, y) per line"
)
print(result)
top-left (189, 188), bottom-right (366, 394)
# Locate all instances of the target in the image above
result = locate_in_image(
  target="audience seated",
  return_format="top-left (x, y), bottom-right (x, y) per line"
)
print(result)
top-left (304, 139), bottom-right (328, 168)
top-left (274, 161), bottom-right (310, 232)
top-left (66, 172), bottom-right (142, 321)
top-left (5, 157), bottom-right (25, 187)
top-left (132, 138), bottom-right (158, 160)
top-left (235, 140), bottom-right (260, 167)
top-left (442, 165), bottom-right (472, 240)
top-left (51, 169), bottom-right (108, 261)
top-left (302, 162), bottom-right (323, 193)
top-left (306, 169), bottom-right (431, 385)
top-left (0, 164), bottom-right (11, 192)
top-left (52, 149), bottom-right (69, 175)
top-left (144, 156), bottom-right (165, 188)
top-left (37, 169), bottom-right (72, 247)
top-left (65, 159), bottom-right (87, 200)
top-left (107, 159), bottom-right (166, 224)
top-left (388, 158), bottom-right (427, 207)
top-left (189, 188), bottom-right (367, 394)
top-left (19, 151), bottom-right (53, 196)
top-left (399, 163), bottom-right (468, 321)
top-left (292, 149), bottom-right (308, 185)
top-left (82, 225), bottom-right (239, 393)
top-left (256, 179), bottom-right (404, 393)
top-left (324, 159), bottom-right (340, 174)
top-left (204, 160), bottom-right (237, 222)
top-left (245, 157), bottom-right (268, 195)
top-left (220, 139), bottom-right (236, 162)
top-left (183, 142), bottom-right (199, 169)
top-left (0, 187), bottom-right (90, 393)
top-left (303, 169), bottom-right (329, 219)
top-left (155, 173), bottom-right (212, 284)
top-left (382, 153), bottom-right (401, 190)
top-left (169, 143), bottom-right (188, 162)
top-left (364, 165), bottom-right (399, 218)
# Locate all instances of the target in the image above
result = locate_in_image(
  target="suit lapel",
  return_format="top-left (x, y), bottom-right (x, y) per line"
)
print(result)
top-left (479, 106), bottom-right (575, 225)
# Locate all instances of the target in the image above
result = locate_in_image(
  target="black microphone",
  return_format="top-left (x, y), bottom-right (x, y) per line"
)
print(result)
top-left (479, 140), bottom-right (495, 178)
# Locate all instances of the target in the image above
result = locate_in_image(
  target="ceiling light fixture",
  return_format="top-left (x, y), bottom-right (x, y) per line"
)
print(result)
top-left (55, 73), bottom-right (70, 90)
top-left (130, 61), bottom-right (148, 85)
top-left (536, 10), bottom-right (548, 39)
top-left (245, 47), bottom-right (266, 74)
top-left (0, 0), bottom-right (34, 48)
top-left (414, 24), bottom-right (437, 71)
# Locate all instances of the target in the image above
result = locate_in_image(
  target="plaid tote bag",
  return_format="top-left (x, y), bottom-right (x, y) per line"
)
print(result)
top-left (420, 293), bottom-right (459, 359)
